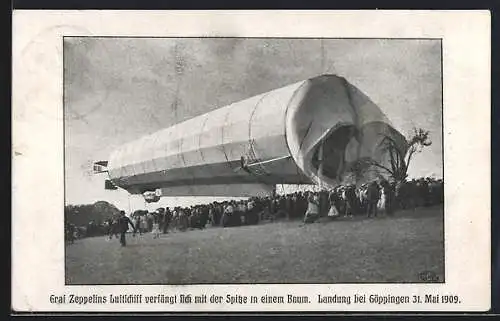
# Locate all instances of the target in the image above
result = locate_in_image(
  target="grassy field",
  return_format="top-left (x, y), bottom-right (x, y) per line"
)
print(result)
top-left (65, 205), bottom-right (444, 284)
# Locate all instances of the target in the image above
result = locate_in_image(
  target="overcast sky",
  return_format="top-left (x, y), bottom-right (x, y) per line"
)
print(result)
top-left (64, 38), bottom-right (442, 211)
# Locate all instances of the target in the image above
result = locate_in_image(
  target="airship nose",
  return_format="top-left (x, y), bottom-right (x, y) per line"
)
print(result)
top-left (285, 75), bottom-right (407, 188)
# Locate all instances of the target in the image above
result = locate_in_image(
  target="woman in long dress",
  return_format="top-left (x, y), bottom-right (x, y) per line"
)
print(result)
top-left (327, 195), bottom-right (340, 220)
top-left (151, 212), bottom-right (161, 239)
top-left (132, 216), bottom-right (139, 237)
top-left (378, 185), bottom-right (387, 214)
top-left (304, 194), bottom-right (320, 223)
top-left (140, 215), bottom-right (147, 234)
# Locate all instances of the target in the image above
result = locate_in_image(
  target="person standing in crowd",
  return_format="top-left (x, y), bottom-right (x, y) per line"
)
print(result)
top-left (303, 194), bottom-right (320, 224)
top-left (278, 196), bottom-right (286, 219)
top-left (133, 214), bottom-right (141, 236)
top-left (377, 182), bottom-right (387, 214)
top-left (299, 192), bottom-right (308, 217)
top-left (246, 198), bottom-right (259, 224)
top-left (146, 211), bottom-right (154, 232)
top-left (117, 211), bottom-right (136, 247)
top-left (65, 223), bottom-right (76, 244)
top-left (208, 204), bottom-right (215, 226)
top-left (344, 184), bottom-right (358, 217)
top-left (329, 188), bottom-right (341, 217)
top-left (290, 193), bottom-right (298, 218)
top-left (200, 205), bottom-right (209, 228)
top-left (163, 207), bottom-right (172, 234)
top-left (357, 184), bottom-right (367, 214)
top-left (156, 208), bottom-right (165, 233)
top-left (327, 192), bottom-right (340, 219)
top-left (319, 190), bottom-right (328, 217)
top-left (268, 197), bottom-right (277, 222)
top-left (172, 207), bottom-right (180, 230)
top-left (192, 206), bottom-right (202, 229)
top-left (284, 194), bottom-right (292, 220)
top-left (382, 180), bottom-right (395, 215)
top-left (140, 213), bottom-right (148, 234)
top-left (104, 218), bottom-right (113, 240)
top-left (176, 207), bottom-right (182, 230)
top-left (110, 218), bottom-right (119, 239)
top-left (366, 181), bottom-right (381, 218)
top-left (239, 201), bottom-right (247, 225)
top-left (179, 207), bottom-right (188, 231)
top-left (130, 214), bottom-right (136, 237)
top-left (221, 202), bottom-right (234, 227)
top-left (152, 211), bottom-right (161, 239)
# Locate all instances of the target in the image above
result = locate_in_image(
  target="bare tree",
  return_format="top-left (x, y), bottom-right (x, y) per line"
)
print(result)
top-left (347, 127), bottom-right (432, 183)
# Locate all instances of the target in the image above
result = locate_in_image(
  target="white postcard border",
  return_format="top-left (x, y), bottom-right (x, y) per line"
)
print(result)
top-left (12, 10), bottom-right (491, 312)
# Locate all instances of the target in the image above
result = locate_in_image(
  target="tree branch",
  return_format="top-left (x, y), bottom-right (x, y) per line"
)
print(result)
top-left (405, 146), bottom-right (416, 168)
top-left (366, 159), bottom-right (395, 176)
top-left (389, 145), bottom-right (396, 173)
top-left (379, 134), bottom-right (406, 164)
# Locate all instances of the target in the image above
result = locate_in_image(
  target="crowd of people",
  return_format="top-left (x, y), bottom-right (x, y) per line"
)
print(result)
top-left (65, 177), bottom-right (444, 245)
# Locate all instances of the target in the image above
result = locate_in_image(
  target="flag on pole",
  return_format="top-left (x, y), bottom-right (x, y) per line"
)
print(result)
top-left (93, 160), bottom-right (109, 174)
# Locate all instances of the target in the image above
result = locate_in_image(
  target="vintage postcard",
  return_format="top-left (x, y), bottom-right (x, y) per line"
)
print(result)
top-left (12, 10), bottom-right (491, 312)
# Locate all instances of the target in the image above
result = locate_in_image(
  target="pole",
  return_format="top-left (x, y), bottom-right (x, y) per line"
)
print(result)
top-left (318, 140), bottom-right (324, 190)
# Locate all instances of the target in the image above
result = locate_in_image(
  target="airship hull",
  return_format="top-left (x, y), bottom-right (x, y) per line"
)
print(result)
top-left (107, 74), bottom-right (407, 196)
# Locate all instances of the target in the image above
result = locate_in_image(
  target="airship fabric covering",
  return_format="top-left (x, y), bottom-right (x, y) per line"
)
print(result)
top-left (107, 74), bottom-right (407, 195)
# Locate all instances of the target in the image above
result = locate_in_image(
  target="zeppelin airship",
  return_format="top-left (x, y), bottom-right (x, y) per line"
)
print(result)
top-left (95, 74), bottom-right (408, 200)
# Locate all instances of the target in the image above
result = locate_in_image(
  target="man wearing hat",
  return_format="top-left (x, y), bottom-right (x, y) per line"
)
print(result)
top-left (117, 210), bottom-right (136, 247)
top-left (366, 181), bottom-right (381, 218)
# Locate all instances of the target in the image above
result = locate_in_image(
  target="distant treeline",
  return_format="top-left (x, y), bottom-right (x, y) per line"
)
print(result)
top-left (65, 201), bottom-right (120, 227)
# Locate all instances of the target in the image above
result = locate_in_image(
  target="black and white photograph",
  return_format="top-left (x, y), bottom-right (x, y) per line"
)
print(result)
top-left (12, 10), bottom-right (491, 312)
top-left (63, 37), bottom-right (444, 285)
